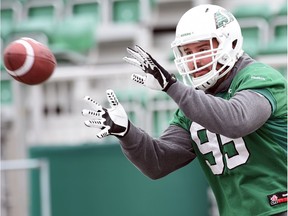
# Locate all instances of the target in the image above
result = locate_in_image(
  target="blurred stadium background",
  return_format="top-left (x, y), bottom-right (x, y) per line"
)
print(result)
top-left (0, 0), bottom-right (287, 216)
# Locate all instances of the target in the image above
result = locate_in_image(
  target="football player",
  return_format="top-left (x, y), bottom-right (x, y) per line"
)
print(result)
top-left (82, 4), bottom-right (287, 216)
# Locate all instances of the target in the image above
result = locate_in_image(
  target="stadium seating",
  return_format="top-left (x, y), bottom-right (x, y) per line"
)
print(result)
top-left (112, 0), bottom-right (156, 23)
top-left (0, 0), bottom-right (287, 136)
top-left (95, 0), bottom-right (154, 63)
top-left (0, 1), bottom-right (22, 88)
top-left (8, 0), bottom-right (64, 45)
top-left (1, 0), bottom-right (287, 64)
top-left (48, 0), bottom-right (101, 64)
top-left (0, 0), bottom-right (22, 43)
top-left (0, 80), bottom-right (13, 105)
top-left (112, 0), bottom-right (140, 23)
top-left (233, 3), bottom-right (271, 57)
top-left (259, 2), bottom-right (287, 55)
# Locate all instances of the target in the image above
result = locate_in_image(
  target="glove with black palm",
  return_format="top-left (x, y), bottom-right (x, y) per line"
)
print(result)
top-left (123, 45), bottom-right (176, 91)
top-left (82, 89), bottom-right (129, 138)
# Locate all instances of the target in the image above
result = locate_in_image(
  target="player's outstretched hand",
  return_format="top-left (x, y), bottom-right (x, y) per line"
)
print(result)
top-left (123, 45), bottom-right (176, 91)
top-left (82, 89), bottom-right (129, 138)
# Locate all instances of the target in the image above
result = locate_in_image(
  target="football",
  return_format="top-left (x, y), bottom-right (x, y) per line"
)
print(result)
top-left (3, 37), bottom-right (57, 85)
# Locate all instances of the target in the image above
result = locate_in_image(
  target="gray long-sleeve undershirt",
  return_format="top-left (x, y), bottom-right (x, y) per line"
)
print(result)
top-left (118, 54), bottom-right (272, 179)
top-left (119, 85), bottom-right (271, 179)
top-left (166, 82), bottom-right (271, 138)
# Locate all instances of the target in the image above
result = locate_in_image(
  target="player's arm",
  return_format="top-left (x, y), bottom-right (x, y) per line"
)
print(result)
top-left (166, 81), bottom-right (272, 138)
top-left (82, 90), bottom-right (196, 179)
top-left (124, 45), bottom-right (272, 138)
top-left (118, 122), bottom-right (196, 179)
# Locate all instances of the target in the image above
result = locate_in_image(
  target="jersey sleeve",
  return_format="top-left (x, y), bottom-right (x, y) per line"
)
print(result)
top-left (229, 63), bottom-right (287, 117)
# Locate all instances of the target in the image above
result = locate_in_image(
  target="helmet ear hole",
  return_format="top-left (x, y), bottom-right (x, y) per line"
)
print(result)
top-left (232, 39), bottom-right (238, 49)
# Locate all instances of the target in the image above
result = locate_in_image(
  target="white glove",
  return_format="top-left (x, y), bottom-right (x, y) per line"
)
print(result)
top-left (82, 89), bottom-right (129, 138)
top-left (123, 45), bottom-right (176, 91)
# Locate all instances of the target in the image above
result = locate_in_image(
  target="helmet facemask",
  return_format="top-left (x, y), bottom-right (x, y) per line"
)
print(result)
top-left (173, 37), bottom-right (235, 90)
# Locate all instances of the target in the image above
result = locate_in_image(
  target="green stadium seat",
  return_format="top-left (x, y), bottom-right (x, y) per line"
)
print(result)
top-left (0, 80), bottom-right (13, 105)
top-left (49, 16), bottom-right (99, 63)
top-left (95, 0), bottom-right (156, 63)
top-left (1, 8), bottom-right (14, 39)
top-left (233, 4), bottom-right (271, 57)
top-left (48, 0), bottom-right (100, 64)
top-left (9, 0), bottom-right (63, 44)
top-left (112, 0), bottom-right (140, 23)
top-left (111, 0), bottom-right (156, 23)
top-left (259, 3), bottom-right (287, 55)
top-left (0, 0), bottom-right (22, 43)
top-left (233, 4), bottom-right (271, 20)
top-left (73, 2), bottom-right (99, 15)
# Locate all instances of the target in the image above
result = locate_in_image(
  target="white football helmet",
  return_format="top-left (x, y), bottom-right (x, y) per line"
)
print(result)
top-left (171, 4), bottom-right (244, 90)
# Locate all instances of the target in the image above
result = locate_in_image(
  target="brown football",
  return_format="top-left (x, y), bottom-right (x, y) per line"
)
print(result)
top-left (3, 37), bottom-right (56, 85)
